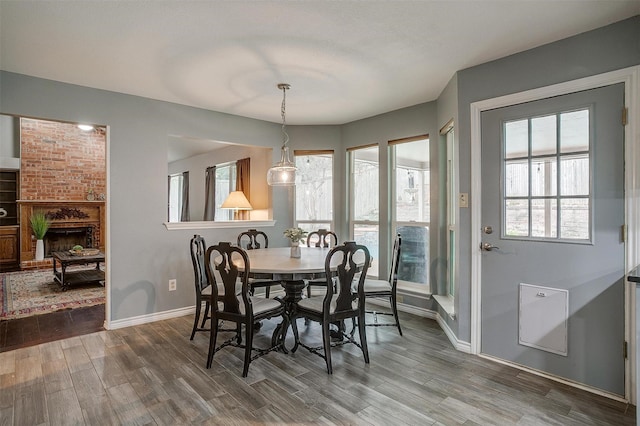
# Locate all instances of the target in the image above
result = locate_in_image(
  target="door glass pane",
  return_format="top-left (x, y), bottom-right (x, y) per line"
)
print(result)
top-left (353, 224), bottom-right (379, 276)
top-left (504, 119), bottom-right (528, 159)
top-left (505, 160), bottom-right (528, 197)
top-left (505, 199), bottom-right (529, 236)
top-left (560, 198), bottom-right (589, 239)
top-left (560, 109), bottom-right (589, 153)
top-left (531, 157), bottom-right (557, 197)
top-left (531, 198), bottom-right (557, 238)
top-left (397, 225), bottom-right (429, 288)
top-left (353, 147), bottom-right (379, 221)
top-left (531, 115), bottom-right (556, 156)
top-left (295, 154), bottom-right (333, 222)
top-left (560, 154), bottom-right (589, 196)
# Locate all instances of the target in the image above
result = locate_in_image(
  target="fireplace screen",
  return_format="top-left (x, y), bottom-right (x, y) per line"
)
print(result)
top-left (44, 226), bottom-right (94, 257)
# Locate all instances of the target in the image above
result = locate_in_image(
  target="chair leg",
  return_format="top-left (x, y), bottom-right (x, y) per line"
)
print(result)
top-left (190, 300), bottom-right (202, 340)
top-left (358, 311), bottom-right (370, 364)
top-left (265, 286), bottom-right (270, 298)
top-left (236, 322), bottom-right (242, 345)
top-left (391, 294), bottom-right (403, 336)
top-left (243, 321), bottom-right (254, 377)
top-left (206, 319), bottom-right (219, 368)
top-left (321, 320), bottom-right (333, 374)
top-left (200, 301), bottom-right (210, 328)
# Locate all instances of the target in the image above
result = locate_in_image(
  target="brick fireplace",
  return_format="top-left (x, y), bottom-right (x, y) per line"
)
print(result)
top-left (15, 117), bottom-right (107, 269)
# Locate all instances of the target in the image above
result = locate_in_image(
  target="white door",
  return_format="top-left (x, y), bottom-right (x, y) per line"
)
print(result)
top-left (480, 84), bottom-right (625, 395)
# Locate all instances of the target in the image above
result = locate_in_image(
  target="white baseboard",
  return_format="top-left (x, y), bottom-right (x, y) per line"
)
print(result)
top-left (105, 306), bottom-right (194, 330)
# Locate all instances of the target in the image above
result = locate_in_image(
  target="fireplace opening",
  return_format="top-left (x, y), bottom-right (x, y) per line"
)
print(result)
top-left (44, 226), bottom-right (94, 257)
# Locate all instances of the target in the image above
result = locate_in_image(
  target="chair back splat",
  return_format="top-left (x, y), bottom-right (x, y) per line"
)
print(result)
top-left (293, 241), bottom-right (371, 374)
top-left (204, 242), bottom-right (284, 377)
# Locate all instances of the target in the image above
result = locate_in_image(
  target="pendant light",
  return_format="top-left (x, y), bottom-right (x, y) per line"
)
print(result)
top-left (267, 83), bottom-right (297, 186)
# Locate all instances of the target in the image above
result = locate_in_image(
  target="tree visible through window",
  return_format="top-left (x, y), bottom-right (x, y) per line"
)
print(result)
top-left (294, 151), bottom-right (334, 242)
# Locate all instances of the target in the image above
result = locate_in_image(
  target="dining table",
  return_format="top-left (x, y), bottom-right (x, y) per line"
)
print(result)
top-left (233, 246), bottom-right (367, 352)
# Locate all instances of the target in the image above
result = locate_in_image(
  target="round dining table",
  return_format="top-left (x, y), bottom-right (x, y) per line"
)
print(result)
top-left (232, 246), bottom-right (366, 352)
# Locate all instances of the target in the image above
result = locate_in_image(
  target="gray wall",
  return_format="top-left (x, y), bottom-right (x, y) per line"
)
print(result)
top-left (452, 15), bottom-right (640, 342)
top-left (0, 114), bottom-right (20, 168)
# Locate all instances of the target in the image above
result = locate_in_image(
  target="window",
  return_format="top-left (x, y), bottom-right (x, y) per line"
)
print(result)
top-left (349, 145), bottom-right (379, 276)
top-left (168, 172), bottom-right (187, 222)
top-left (294, 151), bottom-right (334, 242)
top-left (503, 109), bottom-right (590, 241)
top-left (214, 162), bottom-right (237, 221)
top-left (390, 136), bottom-right (430, 294)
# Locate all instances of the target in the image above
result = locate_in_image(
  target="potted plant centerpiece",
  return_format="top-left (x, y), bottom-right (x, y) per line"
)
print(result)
top-left (284, 227), bottom-right (307, 258)
top-left (30, 211), bottom-right (51, 261)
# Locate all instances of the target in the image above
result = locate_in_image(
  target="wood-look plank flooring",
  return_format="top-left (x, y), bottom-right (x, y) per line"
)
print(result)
top-left (0, 309), bottom-right (634, 425)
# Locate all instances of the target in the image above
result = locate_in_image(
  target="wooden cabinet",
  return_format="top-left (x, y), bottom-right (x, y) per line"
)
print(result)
top-left (0, 170), bottom-right (19, 226)
top-left (0, 225), bottom-right (19, 269)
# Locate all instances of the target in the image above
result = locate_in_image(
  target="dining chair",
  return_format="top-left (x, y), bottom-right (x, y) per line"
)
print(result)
top-left (237, 229), bottom-right (280, 298)
top-left (293, 241), bottom-right (371, 374)
top-left (189, 234), bottom-right (212, 340)
top-left (360, 234), bottom-right (403, 336)
top-left (305, 229), bottom-right (339, 298)
top-left (190, 234), bottom-right (243, 340)
top-left (204, 242), bottom-right (285, 377)
top-left (306, 229), bottom-right (338, 248)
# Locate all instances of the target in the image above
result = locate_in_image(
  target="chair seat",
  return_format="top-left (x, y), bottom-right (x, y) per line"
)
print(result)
top-left (361, 278), bottom-right (392, 294)
top-left (202, 281), bottom-right (243, 297)
top-left (297, 295), bottom-right (357, 314)
top-left (240, 296), bottom-right (283, 316)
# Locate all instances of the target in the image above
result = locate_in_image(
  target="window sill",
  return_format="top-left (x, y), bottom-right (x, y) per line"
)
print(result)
top-left (433, 294), bottom-right (456, 320)
top-left (163, 220), bottom-right (276, 231)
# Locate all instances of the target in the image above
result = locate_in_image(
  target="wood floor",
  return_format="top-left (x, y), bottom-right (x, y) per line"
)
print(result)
top-left (0, 310), bottom-right (634, 425)
top-left (0, 304), bottom-right (105, 353)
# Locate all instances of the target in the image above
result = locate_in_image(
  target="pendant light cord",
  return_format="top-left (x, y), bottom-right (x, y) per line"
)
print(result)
top-left (280, 84), bottom-right (290, 147)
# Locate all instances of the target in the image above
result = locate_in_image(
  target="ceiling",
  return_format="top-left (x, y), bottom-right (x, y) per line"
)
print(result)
top-left (1, 1), bottom-right (638, 126)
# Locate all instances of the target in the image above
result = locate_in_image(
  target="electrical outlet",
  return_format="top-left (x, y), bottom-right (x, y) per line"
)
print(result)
top-left (169, 279), bottom-right (177, 291)
top-left (459, 192), bottom-right (469, 208)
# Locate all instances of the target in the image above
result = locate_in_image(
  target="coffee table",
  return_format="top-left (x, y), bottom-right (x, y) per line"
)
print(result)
top-left (51, 250), bottom-right (105, 291)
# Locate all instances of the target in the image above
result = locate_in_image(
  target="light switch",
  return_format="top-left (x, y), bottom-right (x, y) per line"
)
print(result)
top-left (459, 193), bottom-right (469, 208)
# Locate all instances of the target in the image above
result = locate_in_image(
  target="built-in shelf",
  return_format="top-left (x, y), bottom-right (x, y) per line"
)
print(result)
top-left (163, 220), bottom-right (276, 231)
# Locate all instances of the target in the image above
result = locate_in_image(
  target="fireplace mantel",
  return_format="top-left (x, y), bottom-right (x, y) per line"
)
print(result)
top-left (18, 200), bottom-right (106, 266)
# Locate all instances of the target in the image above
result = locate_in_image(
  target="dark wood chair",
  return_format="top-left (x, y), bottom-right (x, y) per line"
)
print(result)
top-left (360, 234), bottom-right (403, 335)
top-left (306, 229), bottom-right (338, 248)
top-left (204, 242), bottom-right (285, 377)
top-left (237, 229), bottom-right (268, 249)
top-left (305, 229), bottom-right (339, 298)
top-left (293, 241), bottom-right (371, 374)
top-left (237, 229), bottom-right (280, 298)
top-left (189, 235), bottom-right (212, 340)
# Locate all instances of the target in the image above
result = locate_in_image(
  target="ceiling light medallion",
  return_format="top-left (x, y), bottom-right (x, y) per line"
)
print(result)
top-left (267, 83), bottom-right (297, 186)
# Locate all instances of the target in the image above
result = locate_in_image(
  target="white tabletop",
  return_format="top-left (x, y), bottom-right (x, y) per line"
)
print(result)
top-left (241, 247), bottom-right (332, 274)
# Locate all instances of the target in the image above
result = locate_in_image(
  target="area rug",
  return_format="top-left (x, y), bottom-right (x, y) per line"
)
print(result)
top-left (0, 268), bottom-right (105, 320)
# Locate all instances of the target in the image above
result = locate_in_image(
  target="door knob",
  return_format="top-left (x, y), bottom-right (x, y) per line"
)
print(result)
top-left (480, 242), bottom-right (500, 251)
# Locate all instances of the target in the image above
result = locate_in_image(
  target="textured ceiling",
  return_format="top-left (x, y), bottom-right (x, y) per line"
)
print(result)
top-left (1, 1), bottom-right (638, 125)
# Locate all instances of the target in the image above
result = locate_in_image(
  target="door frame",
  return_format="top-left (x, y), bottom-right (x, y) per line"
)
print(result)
top-left (470, 65), bottom-right (640, 402)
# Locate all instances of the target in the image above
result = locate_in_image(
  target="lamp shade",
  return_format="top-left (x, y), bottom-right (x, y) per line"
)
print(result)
top-left (267, 146), bottom-right (297, 186)
top-left (221, 191), bottom-right (253, 210)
